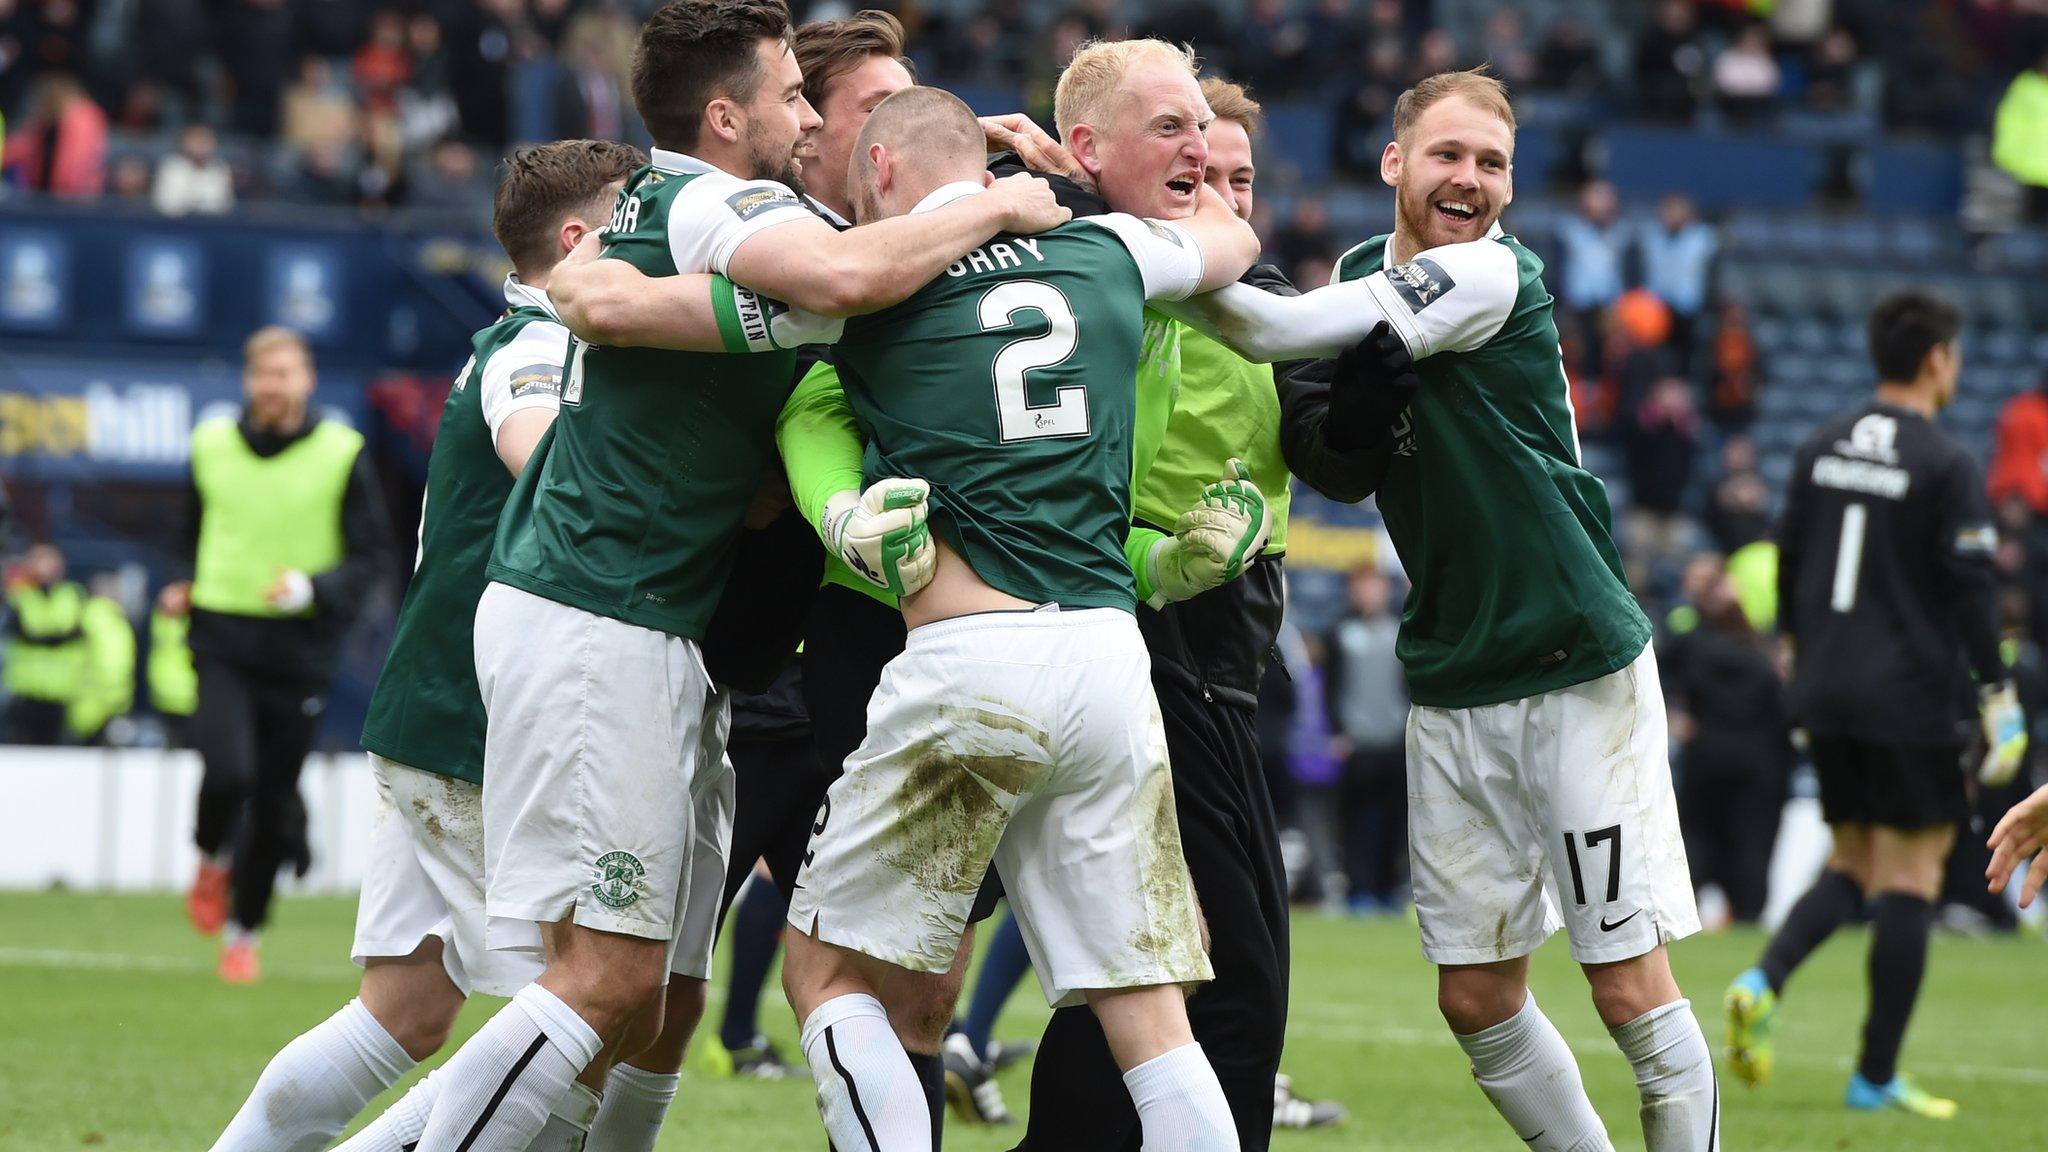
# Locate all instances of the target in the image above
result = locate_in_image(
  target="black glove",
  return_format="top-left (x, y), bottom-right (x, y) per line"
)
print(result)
top-left (1326, 321), bottom-right (1420, 451)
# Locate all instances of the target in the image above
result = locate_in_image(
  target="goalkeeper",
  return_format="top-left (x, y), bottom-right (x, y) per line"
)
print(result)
top-left (1726, 288), bottom-right (2024, 1119)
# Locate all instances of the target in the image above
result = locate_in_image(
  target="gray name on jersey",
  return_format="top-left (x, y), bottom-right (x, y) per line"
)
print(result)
top-left (944, 238), bottom-right (1045, 279)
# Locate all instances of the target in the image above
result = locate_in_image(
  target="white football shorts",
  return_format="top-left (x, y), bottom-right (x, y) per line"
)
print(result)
top-left (788, 606), bottom-right (1211, 1009)
top-left (351, 755), bottom-right (540, 997)
top-left (1407, 646), bottom-right (1700, 966)
top-left (473, 582), bottom-right (732, 980)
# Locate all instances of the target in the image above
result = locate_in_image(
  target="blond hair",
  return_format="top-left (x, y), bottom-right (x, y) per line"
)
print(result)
top-left (243, 325), bottom-right (311, 366)
top-left (1199, 76), bottom-right (1261, 136)
top-left (1053, 38), bottom-right (1199, 140)
top-left (1392, 67), bottom-right (1516, 143)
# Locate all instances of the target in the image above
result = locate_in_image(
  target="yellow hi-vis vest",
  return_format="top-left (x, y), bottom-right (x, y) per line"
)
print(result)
top-left (189, 417), bottom-right (362, 618)
top-left (148, 609), bottom-right (197, 716)
top-left (68, 595), bottom-right (135, 739)
top-left (4, 580), bottom-right (87, 702)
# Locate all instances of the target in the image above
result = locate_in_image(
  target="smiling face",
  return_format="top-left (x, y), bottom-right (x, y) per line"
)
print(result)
top-left (737, 37), bottom-right (822, 190)
top-left (1202, 116), bottom-right (1256, 220)
top-left (805, 52), bottom-right (913, 217)
top-left (1382, 93), bottom-right (1513, 258)
top-left (1073, 58), bottom-right (1211, 220)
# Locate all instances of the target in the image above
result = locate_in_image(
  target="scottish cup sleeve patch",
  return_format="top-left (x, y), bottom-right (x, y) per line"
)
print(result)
top-left (1385, 257), bottom-right (1454, 313)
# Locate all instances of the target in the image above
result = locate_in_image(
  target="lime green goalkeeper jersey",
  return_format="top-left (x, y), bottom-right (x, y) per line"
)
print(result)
top-left (361, 278), bottom-right (565, 782)
top-left (487, 149), bottom-right (812, 639)
top-left (815, 183), bottom-right (1206, 612)
top-left (1333, 229), bottom-right (1648, 707)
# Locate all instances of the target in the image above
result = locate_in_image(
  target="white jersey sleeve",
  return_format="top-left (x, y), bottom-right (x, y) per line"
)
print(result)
top-left (1155, 236), bottom-right (1520, 363)
top-left (665, 171), bottom-right (816, 276)
top-left (1081, 213), bottom-right (1206, 302)
top-left (1357, 238), bottom-right (1519, 359)
top-left (479, 320), bottom-right (569, 443)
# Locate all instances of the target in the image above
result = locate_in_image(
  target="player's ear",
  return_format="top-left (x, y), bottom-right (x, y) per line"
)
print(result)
top-left (1069, 124), bottom-right (1104, 183)
top-left (704, 96), bottom-right (742, 146)
top-left (1380, 140), bottom-right (1402, 189)
top-left (980, 169), bottom-right (994, 189)
top-left (558, 217), bottom-right (590, 257)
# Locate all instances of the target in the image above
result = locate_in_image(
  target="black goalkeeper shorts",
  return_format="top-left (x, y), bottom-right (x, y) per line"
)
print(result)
top-left (1810, 734), bottom-right (1968, 831)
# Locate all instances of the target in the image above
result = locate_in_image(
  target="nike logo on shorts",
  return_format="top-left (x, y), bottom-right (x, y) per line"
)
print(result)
top-left (1599, 910), bottom-right (1641, 932)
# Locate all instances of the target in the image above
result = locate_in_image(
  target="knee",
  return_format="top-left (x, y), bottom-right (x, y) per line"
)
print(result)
top-left (622, 977), bottom-right (706, 1074)
top-left (884, 971), bottom-right (960, 1053)
top-left (552, 945), bottom-right (668, 1036)
top-left (385, 1003), bottom-right (461, 1062)
top-left (1584, 958), bottom-right (1680, 1029)
top-left (1438, 973), bottom-right (1525, 1035)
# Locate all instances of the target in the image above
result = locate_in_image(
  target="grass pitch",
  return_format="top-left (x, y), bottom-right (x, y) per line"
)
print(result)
top-left (3, 891), bottom-right (2042, 1150)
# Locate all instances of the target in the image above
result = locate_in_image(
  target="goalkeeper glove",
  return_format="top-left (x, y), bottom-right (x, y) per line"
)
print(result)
top-left (822, 478), bottom-right (937, 598)
top-left (714, 274), bottom-right (844, 352)
top-left (1327, 320), bottom-right (1421, 451)
top-left (1143, 459), bottom-right (1271, 608)
top-left (1980, 680), bottom-right (2029, 786)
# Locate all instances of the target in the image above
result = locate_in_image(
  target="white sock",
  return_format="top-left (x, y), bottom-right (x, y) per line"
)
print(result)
top-left (1611, 999), bottom-right (1720, 1152)
top-left (413, 984), bottom-right (604, 1152)
top-left (1121, 1041), bottom-right (1239, 1152)
top-left (332, 1071), bottom-right (441, 1152)
top-left (528, 1082), bottom-right (601, 1152)
top-left (587, 1064), bottom-right (679, 1152)
top-left (209, 998), bottom-right (414, 1152)
top-left (800, 993), bottom-right (932, 1152)
top-left (1455, 994), bottom-right (1614, 1152)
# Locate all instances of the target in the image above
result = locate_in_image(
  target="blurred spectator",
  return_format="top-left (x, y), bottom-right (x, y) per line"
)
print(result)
top-left (1272, 196), bottom-right (1335, 286)
top-left (1408, 27), bottom-right (1460, 84)
top-left (108, 154), bottom-right (155, 203)
top-left (405, 138), bottom-right (483, 215)
top-left (153, 124), bottom-right (235, 217)
top-left (283, 136), bottom-right (359, 206)
top-left (1477, 9), bottom-right (1535, 88)
top-left (1713, 23), bottom-right (1783, 126)
top-left (1554, 180), bottom-right (1629, 356)
top-left (1704, 434), bottom-right (1772, 553)
top-left (1771, 0), bottom-right (1834, 49)
top-left (1637, 192), bottom-right (1718, 364)
top-left (353, 9), bottom-right (413, 117)
top-left (1706, 299), bottom-right (1764, 429)
top-left (1236, 0), bottom-right (1310, 97)
top-left (1331, 38), bottom-right (1407, 178)
top-left (1622, 375), bottom-right (1702, 591)
top-left (1803, 27), bottom-right (1862, 113)
top-left (1988, 369), bottom-right (2048, 517)
top-left (395, 14), bottom-right (461, 150)
top-left (1993, 47), bottom-right (2048, 222)
top-left (70, 572), bottom-right (136, 746)
top-left (1660, 554), bottom-right (1793, 926)
top-left (1634, 0), bottom-right (1707, 122)
top-left (1322, 564), bottom-right (1409, 913)
top-left (1532, 16), bottom-right (1605, 95)
top-left (1303, 0), bottom-right (1369, 91)
top-left (5, 543), bottom-right (86, 745)
top-left (281, 57), bottom-right (360, 157)
top-left (223, 0), bottom-right (296, 136)
top-left (554, 15), bottom-right (629, 142)
top-left (446, 0), bottom-right (519, 149)
top-left (1, 72), bottom-right (106, 198)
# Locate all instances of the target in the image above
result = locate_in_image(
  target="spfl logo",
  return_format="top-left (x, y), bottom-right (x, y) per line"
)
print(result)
top-left (591, 850), bottom-right (647, 909)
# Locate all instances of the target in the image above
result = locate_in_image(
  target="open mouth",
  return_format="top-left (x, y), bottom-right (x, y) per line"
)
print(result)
top-left (1165, 174), bottom-right (1199, 199)
top-left (1434, 198), bottom-right (1480, 226)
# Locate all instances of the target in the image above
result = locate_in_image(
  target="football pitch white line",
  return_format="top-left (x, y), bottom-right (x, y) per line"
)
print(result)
top-left (6, 947), bottom-right (2045, 1088)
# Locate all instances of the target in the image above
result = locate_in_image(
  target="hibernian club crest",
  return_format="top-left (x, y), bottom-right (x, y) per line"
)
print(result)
top-left (591, 851), bottom-right (646, 909)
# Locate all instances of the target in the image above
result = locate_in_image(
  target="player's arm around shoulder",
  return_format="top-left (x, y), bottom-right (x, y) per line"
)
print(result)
top-left (725, 173), bottom-right (1069, 318)
top-left (548, 233), bottom-right (839, 354)
top-left (480, 320), bottom-right (570, 475)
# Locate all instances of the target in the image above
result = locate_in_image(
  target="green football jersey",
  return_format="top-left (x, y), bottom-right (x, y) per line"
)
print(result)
top-left (829, 185), bottom-right (1205, 612)
top-left (1334, 230), bottom-right (1648, 708)
top-left (361, 278), bottom-right (567, 782)
top-left (487, 149), bottom-right (812, 639)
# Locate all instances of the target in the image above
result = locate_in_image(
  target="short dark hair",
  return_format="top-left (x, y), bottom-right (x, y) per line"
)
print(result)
top-left (492, 139), bottom-right (647, 277)
top-left (631, 0), bottom-right (793, 153)
top-left (1866, 289), bottom-right (1962, 382)
top-left (794, 10), bottom-right (913, 113)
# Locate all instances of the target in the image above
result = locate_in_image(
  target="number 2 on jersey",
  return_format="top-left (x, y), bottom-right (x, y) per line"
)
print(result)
top-left (979, 280), bottom-right (1087, 442)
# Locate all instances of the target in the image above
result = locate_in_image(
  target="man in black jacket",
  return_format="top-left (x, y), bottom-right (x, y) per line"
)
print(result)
top-left (164, 325), bottom-right (393, 982)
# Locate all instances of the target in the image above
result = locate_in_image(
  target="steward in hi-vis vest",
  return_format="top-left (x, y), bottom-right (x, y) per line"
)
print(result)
top-left (4, 542), bottom-right (87, 745)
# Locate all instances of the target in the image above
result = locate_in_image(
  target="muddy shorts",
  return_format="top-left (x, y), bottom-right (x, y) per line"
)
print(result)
top-left (474, 582), bottom-right (733, 981)
top-left (787, 605), bottom-right (1211, 1009)
top-left (1406, 647), bottom-right (1700, 967)
top-left (351, 755), bottom-right (542, 996)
